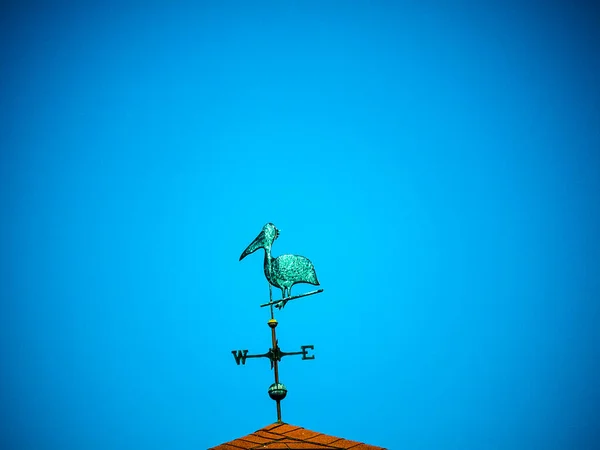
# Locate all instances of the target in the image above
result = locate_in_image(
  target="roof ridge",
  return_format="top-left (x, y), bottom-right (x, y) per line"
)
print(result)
top-left (209, 422), bottom-right (386, 449)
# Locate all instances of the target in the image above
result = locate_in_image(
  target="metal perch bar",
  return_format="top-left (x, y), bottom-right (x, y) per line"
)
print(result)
top-left (260, 289), bottom-right (324, 308)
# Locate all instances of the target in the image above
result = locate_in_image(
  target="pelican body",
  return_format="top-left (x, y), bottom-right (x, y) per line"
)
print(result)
top-left (240, 223), bottom-right (320, 299)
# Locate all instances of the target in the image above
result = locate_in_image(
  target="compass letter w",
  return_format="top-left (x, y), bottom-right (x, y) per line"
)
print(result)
top-left (231, 350), bottom-right (249, 365)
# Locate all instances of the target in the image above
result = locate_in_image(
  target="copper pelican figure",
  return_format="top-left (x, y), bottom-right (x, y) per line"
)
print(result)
top-left (240, 223), bottom-right (320, 305)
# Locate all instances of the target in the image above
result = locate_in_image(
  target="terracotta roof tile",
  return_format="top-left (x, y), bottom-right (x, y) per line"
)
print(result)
top-left (238, 434), bottom-right (270, 445)
top-left (217, 438), bottom-right (260, 449)
top-left (327, 438), bottom-right (364, 448)
top-left (254, 430), bottom-right (286, 440)
top-left (284, 428), bottom-right (322, 440)
top-left (355, 444), bottom-right (377, 449)
top-left (210, 444), bottom-right (246, 450)
top-left (281, 443), bottom-right (334, 449)
top-left (306, 434), bottom-right (342, 445)
top-left (271, 423), bottom-right (303, 434)
top-left (208, 423), bottom-right (386, 449)
top-left (260, 444), bottom-right (293, 449)
top-left (211, 439), bottom-right (255, 449)
top-left (262, 423), bottom-right (284, 432)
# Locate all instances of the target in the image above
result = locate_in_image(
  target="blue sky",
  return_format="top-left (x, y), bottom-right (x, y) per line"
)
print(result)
top-left (1, 1), bottom-right (599, 449)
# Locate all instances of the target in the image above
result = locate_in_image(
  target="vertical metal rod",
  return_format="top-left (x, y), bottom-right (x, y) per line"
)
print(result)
top-left (269, 320), bottom-right (281, 422)
top-left (269, 285), bottom-right (274, 320)
top-left (271, 324), bottom-right (280, 384)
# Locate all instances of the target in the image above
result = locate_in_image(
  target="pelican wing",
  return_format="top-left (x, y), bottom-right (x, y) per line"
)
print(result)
top-left (272, 254), bottom-right (320, 288)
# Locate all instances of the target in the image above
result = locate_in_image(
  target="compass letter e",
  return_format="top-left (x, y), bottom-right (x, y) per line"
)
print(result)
top-left (301, 345), bottom-right (315, 360)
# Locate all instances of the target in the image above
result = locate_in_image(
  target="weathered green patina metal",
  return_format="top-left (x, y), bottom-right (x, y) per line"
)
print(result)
top-left (239, 223), bottom-right (322, 308)
top-left (233, 224), bottom-right (322, 423)
top-left (268, 383), bottom-right (287, 401)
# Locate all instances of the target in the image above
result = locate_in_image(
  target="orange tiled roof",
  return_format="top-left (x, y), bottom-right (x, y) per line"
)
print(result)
top-left (208, 422), bottom-right (386, 449)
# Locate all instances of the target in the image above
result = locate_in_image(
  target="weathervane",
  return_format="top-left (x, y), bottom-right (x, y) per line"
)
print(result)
top-left (232, 222), bottom-right (323, 423)
top-left (239, 223), bottom-right (323, 310)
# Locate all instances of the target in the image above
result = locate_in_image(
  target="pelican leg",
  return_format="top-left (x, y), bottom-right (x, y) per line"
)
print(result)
top-left (283, 287), bottom-right (290, 308)
top-left (276, 288), bottom-right (286, 309)
top-left (279, 287), bottom-right (292, 308)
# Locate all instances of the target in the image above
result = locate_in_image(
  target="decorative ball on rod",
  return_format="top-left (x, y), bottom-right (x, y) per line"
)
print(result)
top-left (268, 383), bottom-right (288, 401)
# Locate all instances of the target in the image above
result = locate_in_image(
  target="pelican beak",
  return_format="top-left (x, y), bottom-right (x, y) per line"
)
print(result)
top-left (239, 231), bottom-right (265, 261)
